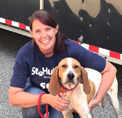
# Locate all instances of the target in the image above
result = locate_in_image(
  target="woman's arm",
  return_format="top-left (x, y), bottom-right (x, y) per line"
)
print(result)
top-left (9, 86), bottom-right (69, 110)
top-left (88, 60), bottom-right (117, 110)
top-left (9, 86), bottom-right (41, 108)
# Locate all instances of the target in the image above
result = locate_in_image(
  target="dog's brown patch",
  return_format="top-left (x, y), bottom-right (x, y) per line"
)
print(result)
top-left (87, 80), bottom-right (95, 103)
top-left (109, 88), bottom-right (113, 92)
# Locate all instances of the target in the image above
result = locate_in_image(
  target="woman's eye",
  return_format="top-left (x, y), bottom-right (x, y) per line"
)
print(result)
top-left (62, 64), bottom-right (67, 68)
top-left (46, 27), bottom-right (51, 31)
top-left (74, 65), bottom-right (78, 69)
top-left (35, 30), bottom-right (40, 33)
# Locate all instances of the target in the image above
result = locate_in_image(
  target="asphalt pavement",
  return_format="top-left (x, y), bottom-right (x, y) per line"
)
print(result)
top-left (0, 29), bottom-right (122, 118)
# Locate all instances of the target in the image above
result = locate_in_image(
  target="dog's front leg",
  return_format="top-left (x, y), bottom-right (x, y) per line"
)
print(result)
top-left (74, 99), bottom-right (92, 118)
top-left (76, 107), bottom-right (92, 118)
top-left (72, 92), bottom-right (92, 118)
top-left (62, 109), bottom-right (73, 118)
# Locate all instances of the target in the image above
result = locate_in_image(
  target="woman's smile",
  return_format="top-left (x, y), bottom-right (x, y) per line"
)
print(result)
top-left (41, 39), bottom-right (50, 44)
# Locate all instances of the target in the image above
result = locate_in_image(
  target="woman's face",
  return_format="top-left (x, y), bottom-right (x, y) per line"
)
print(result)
top-left (30, 19), bottom-right (58, 57)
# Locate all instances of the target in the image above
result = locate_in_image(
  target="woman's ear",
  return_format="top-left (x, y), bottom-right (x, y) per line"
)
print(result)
top-left (55, 25), bottom-right (59, 34)
top-left (30, 30), bottom-right (33, 36)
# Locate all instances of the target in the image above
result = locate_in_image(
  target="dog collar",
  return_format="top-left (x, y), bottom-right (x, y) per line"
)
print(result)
top-left (60, 82), bottom-right (79, 91)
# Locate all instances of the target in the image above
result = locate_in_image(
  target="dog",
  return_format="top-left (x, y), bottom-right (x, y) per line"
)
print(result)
top-left (48, 57), bottom-right (120, 118)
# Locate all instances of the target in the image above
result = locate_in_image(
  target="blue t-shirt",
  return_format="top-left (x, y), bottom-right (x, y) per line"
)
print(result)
top-left (10, 39), bottom-right (106, 92)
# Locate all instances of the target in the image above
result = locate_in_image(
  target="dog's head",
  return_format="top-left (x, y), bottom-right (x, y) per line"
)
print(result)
top-left (48, 57), bottom-right (91, 96)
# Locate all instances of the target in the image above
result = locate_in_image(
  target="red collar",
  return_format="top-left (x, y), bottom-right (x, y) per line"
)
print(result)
top-left (60, 82), bottom-right (79, 91)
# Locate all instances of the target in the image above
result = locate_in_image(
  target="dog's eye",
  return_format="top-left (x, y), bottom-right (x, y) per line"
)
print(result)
top-left (74, 65), bottom-right (78, 69)
top-left (62, 64), bottom-right (67, 68)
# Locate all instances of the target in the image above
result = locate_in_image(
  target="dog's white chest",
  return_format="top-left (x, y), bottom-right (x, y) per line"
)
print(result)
top-left (61, 84), bottom-right (90, 118)
top-left (63, 84), bottom-right (87, 110)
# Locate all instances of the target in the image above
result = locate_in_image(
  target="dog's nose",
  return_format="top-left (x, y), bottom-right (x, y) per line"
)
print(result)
top-left (67, 73), bottom-right (74, 80)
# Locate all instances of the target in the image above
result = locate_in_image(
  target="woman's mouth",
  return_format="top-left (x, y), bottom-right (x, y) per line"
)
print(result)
top-left (41, 39), bottom-right (50, 44)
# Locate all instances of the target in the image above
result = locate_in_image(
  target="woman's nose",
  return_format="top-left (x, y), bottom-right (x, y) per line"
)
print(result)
top-left (41, 31), bottom-right (47, 38)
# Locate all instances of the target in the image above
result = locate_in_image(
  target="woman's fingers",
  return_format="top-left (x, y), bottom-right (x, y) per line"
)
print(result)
top-left (54, 94), bottom-right (69, 111)
top-left (48, 93), bottom-right (70, 111)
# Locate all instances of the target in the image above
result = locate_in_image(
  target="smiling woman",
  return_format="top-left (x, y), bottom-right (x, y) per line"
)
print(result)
top-left (29, 10), bottom-right (67, 55)
top-left (9, 9), bottom-right (116, 118)
top-left (30, 19), bottom-right (57, 57)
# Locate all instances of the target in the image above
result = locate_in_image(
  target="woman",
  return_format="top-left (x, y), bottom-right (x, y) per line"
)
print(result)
top-left (9, 9), bottom-right (116, 118)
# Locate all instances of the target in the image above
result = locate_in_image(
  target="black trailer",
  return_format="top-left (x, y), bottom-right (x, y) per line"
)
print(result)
top-left (0, 0), bottom-right (122, 65)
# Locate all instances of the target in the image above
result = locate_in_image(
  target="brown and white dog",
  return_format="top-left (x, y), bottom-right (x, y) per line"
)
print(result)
top-left (48, 57), bottom-right (120, 118)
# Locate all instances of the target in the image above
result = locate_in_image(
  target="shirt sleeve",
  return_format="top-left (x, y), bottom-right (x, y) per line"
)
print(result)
top-left (67, 40), bottom-right (106, 72)
top-left (10, 49), bottom-right (29, 88)
top-left (79, 48), bottom-right (106, 72)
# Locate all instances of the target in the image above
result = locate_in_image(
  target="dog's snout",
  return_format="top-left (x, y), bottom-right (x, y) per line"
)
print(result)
top-left (67, 73), bottom-right (74, 80)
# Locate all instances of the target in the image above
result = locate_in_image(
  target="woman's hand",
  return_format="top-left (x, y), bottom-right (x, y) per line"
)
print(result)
top-left (47, 92), bottom-right (69, 111)
top-left (88, 97), bottom-right (100, 111)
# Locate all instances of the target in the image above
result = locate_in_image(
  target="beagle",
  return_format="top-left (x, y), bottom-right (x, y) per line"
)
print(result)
top-left (48, 57), bottom-right (120, 118)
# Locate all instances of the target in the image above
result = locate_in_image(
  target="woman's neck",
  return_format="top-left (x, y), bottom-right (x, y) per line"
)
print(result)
top-left (40, 48), bottom-right (54, 58)
top-left (44, 52), bottom-right (54, 57)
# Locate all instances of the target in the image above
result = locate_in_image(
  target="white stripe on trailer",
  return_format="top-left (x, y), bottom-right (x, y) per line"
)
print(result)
top-left (99, 48), bottom-right (110, 57)
top-left (0, 17), bottom-right (5, 23)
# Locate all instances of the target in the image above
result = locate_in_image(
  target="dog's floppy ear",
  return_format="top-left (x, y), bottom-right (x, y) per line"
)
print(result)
top-left (78, 67), bottom-right (91, 94)
top-left (48, 66), bottom-right (60, 96)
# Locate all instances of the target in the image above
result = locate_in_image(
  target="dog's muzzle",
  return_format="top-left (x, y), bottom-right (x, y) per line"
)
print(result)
top-left (67, 72), bottom-right (74, 80)
top-left (66, 72), bottom-right (76, 84)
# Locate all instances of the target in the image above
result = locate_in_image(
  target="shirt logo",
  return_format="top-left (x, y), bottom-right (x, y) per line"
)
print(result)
top-left (31, 67), bottom-right (54, 77)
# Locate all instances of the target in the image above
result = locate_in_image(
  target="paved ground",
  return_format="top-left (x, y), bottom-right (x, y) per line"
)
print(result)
top-left (0, 29), bottom-right (122, 118)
